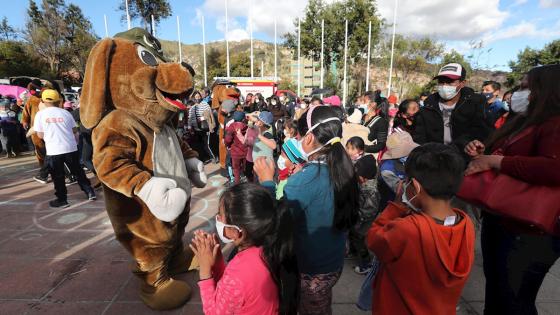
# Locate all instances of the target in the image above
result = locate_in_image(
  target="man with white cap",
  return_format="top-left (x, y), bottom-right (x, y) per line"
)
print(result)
top-left (412, 63), bottom-right (491, 157)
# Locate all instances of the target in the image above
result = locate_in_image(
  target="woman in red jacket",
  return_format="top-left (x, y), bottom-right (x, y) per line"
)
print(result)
top-left (465, 64), bottom-right (560, 315)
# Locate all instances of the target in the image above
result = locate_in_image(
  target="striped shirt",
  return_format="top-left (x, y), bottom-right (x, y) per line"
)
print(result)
top-left (188, 101), bottom-right (211, 130)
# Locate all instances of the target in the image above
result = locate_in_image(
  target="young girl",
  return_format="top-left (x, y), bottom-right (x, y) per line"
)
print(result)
top-left (255, 105), bottom-right (359, 315)
top-left (276, 138), bottom-right (306, 199)
top-left (190, 183), bottom-right (298, 315)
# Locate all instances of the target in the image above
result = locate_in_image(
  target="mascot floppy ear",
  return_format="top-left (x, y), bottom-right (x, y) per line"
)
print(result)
top-left (80, 38), bottom-right (115, 129)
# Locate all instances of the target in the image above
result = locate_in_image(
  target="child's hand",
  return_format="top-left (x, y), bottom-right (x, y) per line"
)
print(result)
top-left (189, 230), bottom-right (220, 280)
top-left (254, 157), bottom-right (275, 182)
top-left (465, 140), bottom-right (485, 157)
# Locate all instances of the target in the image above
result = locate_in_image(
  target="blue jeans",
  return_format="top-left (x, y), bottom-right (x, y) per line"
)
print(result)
top-left (481, 213), bottom-right (560, 315)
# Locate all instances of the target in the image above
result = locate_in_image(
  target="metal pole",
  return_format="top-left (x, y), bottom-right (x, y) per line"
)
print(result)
top-left (249, 0), bottom-right (254, 78)
top-left (388, 0), bottom-right (398, 97)
top-left (274, 18), bottom-right (277, 80)
top-left (297, 17), bottom-right (301, 97)
top-left (320, 19), bottom-right (324, 89)
top-left (261, 61), bottom-right (264, 78)
top-left (176, 16), bottom-right (182, 62)
top-left (125, 0), bottom-right (131, 30)
top-left (151, 15), bottom-right (155, 35)
top-left (343, 20), bottom-right (348, 107)
top-left (225, 0), bottom-right (230, 77)
top-left (104, 14), bottom-right (108, 37)
top-left (366, 21), bottom-right (371, 92)
top-left (202, 15), bottom-right (208, 86)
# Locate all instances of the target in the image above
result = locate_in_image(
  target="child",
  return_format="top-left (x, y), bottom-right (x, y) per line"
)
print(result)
top-left (349, 154), bottom-right (380, 274)
top-left (345, 136), bottom-right (365, 162)
top-left (190, 183), bottom-right (298, 315)
top-left (33, 89), bottom-right (96, 208)
top-left (254, 105), bottom-right (359, 314)
top-left (224, 111), bottom-right (248, 184)
top-left (367, 143), bottom-right (475, 315)
top-left (0, 99), bottom-right (19, 158)
top-left (283, 118), bottom-right (298, 140)
top-left (276, 138), bottom-right (306, 199)
top-left (221, 99), bottom-right (236, 185)
top-left (251, 111), bottom-right (276, 163)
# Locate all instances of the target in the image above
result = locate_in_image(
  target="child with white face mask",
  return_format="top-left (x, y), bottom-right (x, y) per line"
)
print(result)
top-left (190, 183), bottom-right (298, 315)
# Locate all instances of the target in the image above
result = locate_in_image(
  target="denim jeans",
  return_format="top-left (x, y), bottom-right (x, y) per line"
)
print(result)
top-left (481, 213), bottom-right (560, 315)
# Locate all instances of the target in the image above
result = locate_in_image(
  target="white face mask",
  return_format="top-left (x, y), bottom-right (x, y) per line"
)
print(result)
top-left (437, 85), bottom-right (459, 100)
top-left (401, 180), bottom-right (421, 213)
top-left (510, 90), bottom-right (530, 113)
top-left (271, 100), bottom-right (277, 106)
top-left (215, 215), bottom-right (242, 244)
top-left (277, 155), bottom-right (287, 170)
top-left (300, 103), bottom-right (308, 109)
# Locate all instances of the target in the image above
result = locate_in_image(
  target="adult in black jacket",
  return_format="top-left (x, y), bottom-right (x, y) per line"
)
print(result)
top-left (412, 63), bottom-right (492, 154)
top-left (363, 95), bottom-right (389, 153)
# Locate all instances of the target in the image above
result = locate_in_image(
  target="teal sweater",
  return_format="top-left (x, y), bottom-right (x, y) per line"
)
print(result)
top-left (262, 162), bottom-right (346, 275)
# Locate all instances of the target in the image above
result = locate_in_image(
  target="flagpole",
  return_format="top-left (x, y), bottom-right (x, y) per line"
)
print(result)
top-left (274, 18), bottom-right (277, 80)
top-left (202, 14), bottom-right (208, 86)
top-left (261, 61), bottom-right (264, 78)
top-left (249, 0), bottom-right (254, 78)
top-left (388, 0), bottom-right (398, 97)
top-left (297, 17), bottom-right (301, 97)
top-left (366, 21), bottom-right (371, 92)
top-left (225, 0), bottom-right (230, 77)
top-left (125, 0), bottom-right (131, 30)
top-left (104, 14), bottom-right (109, 37)
top-left (151, 15), bottom-right (155, 35)
top-left (176, 16), bottom-right (182, 62)
top-left (320, 19), bottom-right (324, 89)
top-left (343, 19), bottom-right (348, 107)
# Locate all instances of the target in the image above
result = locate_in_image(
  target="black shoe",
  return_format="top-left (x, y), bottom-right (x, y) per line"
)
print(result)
top-left (86, 191), bottom-right (96, 201)
top-left (49, 199), bottom-right (69, 208)
top-left (33, 175), bottom-right (49, 184)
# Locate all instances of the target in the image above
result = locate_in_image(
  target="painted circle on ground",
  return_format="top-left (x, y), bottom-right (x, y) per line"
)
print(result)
top-left (56, 212), bottom-right (88, 225)
top-left (18, 233), bottom-right (42, 241)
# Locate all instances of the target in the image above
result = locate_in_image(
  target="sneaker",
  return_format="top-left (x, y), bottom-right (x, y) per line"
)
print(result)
top-left (33, 175), bottom-right (49, 184)
top-left (353, 264), bottom-right (373, 275)
top-left (86, 191), bottom-right (97, 201)
top-left (49, 199), bottom-right (70, 208)
top-left (65, 177), bottom-right (77, 186)
top-left (203, 159), bottom-right (213, 165)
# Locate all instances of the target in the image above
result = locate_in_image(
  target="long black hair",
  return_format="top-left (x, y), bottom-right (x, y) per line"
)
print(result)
top-left (297, 106), bottom-right (359, 231)
top-left (486, 64), bottom-right (560, 150)
top-left (220, 183), bottom-right (298, 315)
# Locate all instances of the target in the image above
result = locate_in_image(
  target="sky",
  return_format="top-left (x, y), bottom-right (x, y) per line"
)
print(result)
top-left (4, 0), bottom-right (560, 71)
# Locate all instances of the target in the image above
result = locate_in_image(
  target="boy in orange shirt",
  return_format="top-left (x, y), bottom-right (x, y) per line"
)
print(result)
top-left (367, 143), bottom-right (475, 315)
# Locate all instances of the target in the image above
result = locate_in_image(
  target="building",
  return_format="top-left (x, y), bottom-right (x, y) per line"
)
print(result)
top-left (290, 57), bottom-right (322, 97)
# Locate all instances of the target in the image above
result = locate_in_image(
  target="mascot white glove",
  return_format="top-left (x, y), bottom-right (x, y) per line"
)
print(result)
top-left (186, 158), bottom-right (207, 188)
top-left (137, 177), bottom-right (188, 222)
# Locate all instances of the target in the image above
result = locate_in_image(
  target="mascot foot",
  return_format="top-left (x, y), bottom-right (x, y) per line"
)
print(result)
top-left (168, 246), bottom-right (199, 276)
top-left (140, 278), bottom-right (192, 310)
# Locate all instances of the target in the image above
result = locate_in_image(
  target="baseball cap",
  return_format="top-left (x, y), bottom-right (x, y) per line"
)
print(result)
top-left (434, 63), bottom-right (466, 81)
top-left (258, 111), bottom-right (274, 126)
top-left (114, 27), bottom-right (168, 62)
top-left (233, 111), bottom-right (245, 122)
top-left (41, 89), bottom-right (61, 102)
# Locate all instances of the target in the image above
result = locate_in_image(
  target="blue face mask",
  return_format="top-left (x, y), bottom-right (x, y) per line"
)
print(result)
top-left (401, 180), bottom-right (421, 213)
top-left (483, 92), bottom-right (494, 100)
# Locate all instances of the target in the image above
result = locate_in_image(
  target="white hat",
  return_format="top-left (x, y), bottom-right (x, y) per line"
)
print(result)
top-left (381, 130), bottom-right (419, 160)
top-left (347, 110), bottom-right (363, 124)
top-left (434, 63), bottom-right (465, 80)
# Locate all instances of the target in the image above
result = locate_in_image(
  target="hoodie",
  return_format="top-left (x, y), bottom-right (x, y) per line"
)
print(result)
top-left (367, 202), bottom-right (475, 315)
top-left (224, 121), bottom-right (249, 158)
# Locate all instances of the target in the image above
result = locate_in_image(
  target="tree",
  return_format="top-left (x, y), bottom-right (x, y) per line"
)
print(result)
top-left (0, 41), bottom-right (49, 77)
top-left (118, 0), bottom-right (172, 35)
top-left (230, 53), bottom-right (250, 77)
top-left (206, 47), bottom-right (226, 80)
top-left (284, 0), bottom-right (382, 70)
top-left (0, 17), bottom-right (17, 41)
top-left (506, 39), bottom-right (560, 87)
top-left (63, 4), bottom-right (99, 80)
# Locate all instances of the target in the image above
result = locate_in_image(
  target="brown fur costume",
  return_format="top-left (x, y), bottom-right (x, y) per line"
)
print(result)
top-left (80, 28), bottom-right (204, 310)
top-left (210, 81), bottom-right (239, 168)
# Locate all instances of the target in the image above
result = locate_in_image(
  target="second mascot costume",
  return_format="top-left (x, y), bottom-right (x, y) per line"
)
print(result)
top-left (80, 28), bottom-right (207, 310)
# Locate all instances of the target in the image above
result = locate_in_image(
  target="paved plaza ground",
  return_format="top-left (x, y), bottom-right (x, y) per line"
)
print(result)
top-left (1, 153), bottom-right (559, 314)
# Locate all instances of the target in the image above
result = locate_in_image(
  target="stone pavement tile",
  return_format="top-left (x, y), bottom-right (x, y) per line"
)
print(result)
top-left (115, 271), bottom-right (201, 304)
top-left (537, 302), bottom-right (560, 315)
top-left (103, 301), bottom-right (187, 315)
top-left (26, 301), bottom-right (108, 314)
top-left (0, 301), bottom-right (34, 314)
top-left (0, 211), bottom-right (37, 231)
top-left (332, 303), bottom-right (368, 314)
top-left (535, 272), bottom-right (560, 302)
top-left (182, 302), bottom-right (204, 315)
top-left (549, 261), bottom-right (560, 279)
top-left (462, 301), bottom-right (484, 315)
top-left (47, 260), bottom-right (130, 302)
top-left (332, 262), bottom-right (365, 304)
top-left (0, 231), bottom-right (60, 257)
top-left (0, 257), bottom-right (85, 300)
top-left (36, 231), bottom-right (114, 260)
top-left (461, 262), bottom-right (486, 302)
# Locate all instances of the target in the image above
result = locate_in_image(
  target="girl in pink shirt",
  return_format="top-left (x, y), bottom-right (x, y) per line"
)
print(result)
top-left (190, 183), bottom-right (298, 315)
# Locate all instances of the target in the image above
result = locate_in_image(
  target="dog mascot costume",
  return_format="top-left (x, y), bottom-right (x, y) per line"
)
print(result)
top-left (80, 28), bottom-right (206, 310)
top-left (210, 80), bottom-right (239, 168)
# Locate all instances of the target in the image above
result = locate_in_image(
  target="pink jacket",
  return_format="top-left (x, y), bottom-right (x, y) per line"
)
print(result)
top-left (199, 246), bottom-right (279, 315)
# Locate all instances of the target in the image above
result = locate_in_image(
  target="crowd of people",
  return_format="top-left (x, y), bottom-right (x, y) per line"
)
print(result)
top-left (3, 62), bottom-right (559, 314)
top-left (184, 63), bottom-right (560, 315)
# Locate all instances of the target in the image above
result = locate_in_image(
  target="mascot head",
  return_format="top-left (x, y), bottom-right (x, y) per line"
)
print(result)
top-left (210, 79), bottom-right (240, 110)
top-left (80, 27), bottom-right (195, 131)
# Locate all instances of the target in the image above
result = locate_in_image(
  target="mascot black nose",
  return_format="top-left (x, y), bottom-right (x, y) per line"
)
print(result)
top-left (181, 62), bottom-right (195, 77)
